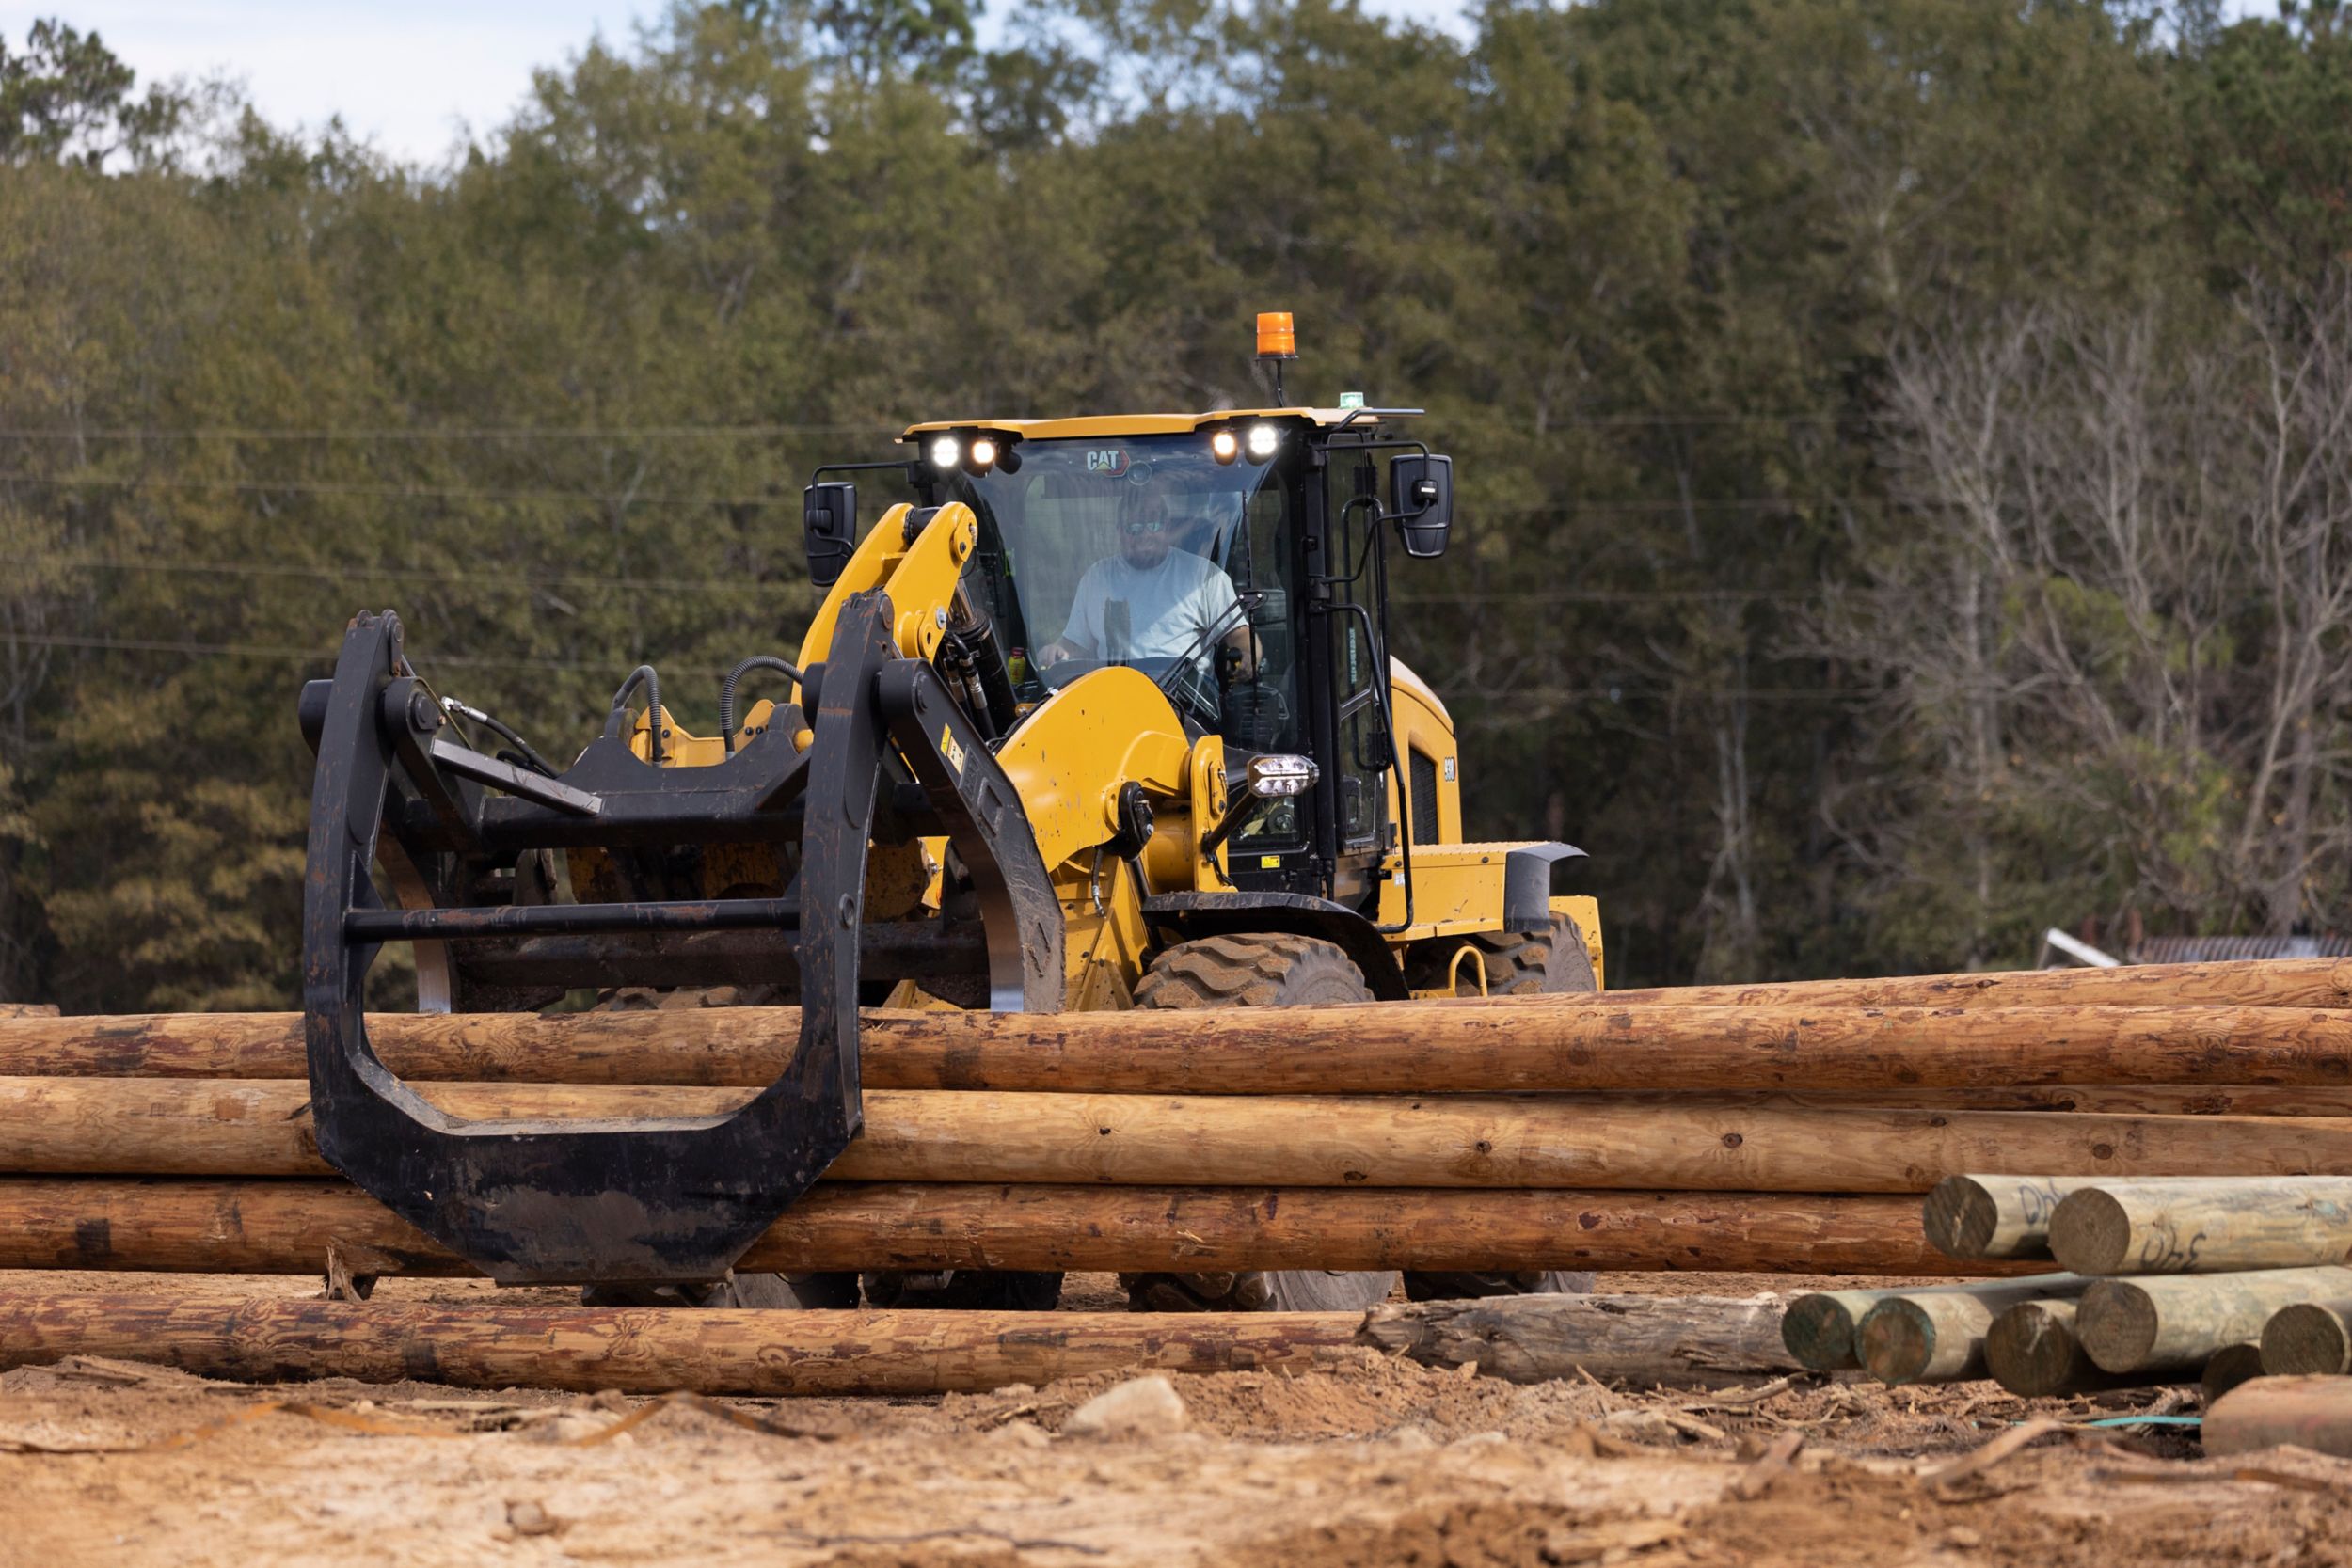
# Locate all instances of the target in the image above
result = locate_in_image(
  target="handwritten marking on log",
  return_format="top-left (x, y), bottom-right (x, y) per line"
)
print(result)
top-left (1922, 1175), bottom-right (2109, 1261)
top-left (2046, 1179), bottom-right (2352, 1275)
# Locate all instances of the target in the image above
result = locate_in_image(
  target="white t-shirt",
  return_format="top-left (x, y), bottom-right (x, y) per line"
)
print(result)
top-left (1063, 550), bottom-right (1241, 666)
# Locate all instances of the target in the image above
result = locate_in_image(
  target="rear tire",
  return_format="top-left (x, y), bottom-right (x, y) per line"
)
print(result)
top-left (1407, 911), bottom-right (1597, 997)
top-left (1403, 1269), bottom-right (1596, 1301)
top-left (862, 1270), bottom-right (1062, 1311)
top-left (1122, 934), bottom-right (1402, 1314)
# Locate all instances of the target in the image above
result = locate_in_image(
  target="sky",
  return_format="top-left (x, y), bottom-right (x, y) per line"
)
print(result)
top-left (39, 1), bottom-right (1479, 167)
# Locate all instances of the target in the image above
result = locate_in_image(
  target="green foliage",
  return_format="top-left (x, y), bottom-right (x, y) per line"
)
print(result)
top-left (0, 18), bottom-right (183, 167)
top-left (2, 2), bottom-right (2350, 1006)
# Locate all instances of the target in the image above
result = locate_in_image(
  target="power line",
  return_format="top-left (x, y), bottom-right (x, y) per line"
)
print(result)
top-left (0, 423), bottom-right (898, 441)
top-left (2, 630), bottom-right (1885, 705)
top-left (42, 555), bottom-right (1839, 607)
top-left (0, 472), bottom-right (796, 509)
top-left (48, 555), bottom-right (795, 596)
top-left (4, 470), bottom-right (1873, 518)
top-left (1395, 589), bottom-right (1845, 606)
top-left (0, 630), bottom-right (743, 677)
top-left (0, 412), bottom-right (1851, 440)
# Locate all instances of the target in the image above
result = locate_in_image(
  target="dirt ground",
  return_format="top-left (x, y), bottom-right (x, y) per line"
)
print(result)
top-left (3, 1270), bottom-right (2349, 1568)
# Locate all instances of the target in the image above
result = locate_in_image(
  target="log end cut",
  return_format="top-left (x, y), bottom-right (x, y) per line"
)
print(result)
top-left (1856, 1298), bottom-right (1939, 1386)
top-left (1780, 1291), bottom-right (1867, 1371)
top-left (2260, 1303), bottom-right (2352, 1377)
top-left (2046, 1189), bottom-right (2133, 1276)
top-left (2077, 1279), bottom-right (2160, 1372)
top-left (1922, 1176), bottom-right (2005, 1260)
top-left (1984, 1300), bottom-right (2080, 1398)
top-left (2201, 1342), bottom-right (2267, 1405)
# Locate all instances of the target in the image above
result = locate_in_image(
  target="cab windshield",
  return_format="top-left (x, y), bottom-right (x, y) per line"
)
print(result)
top-left (932, 432), bottom-right (1300, 750)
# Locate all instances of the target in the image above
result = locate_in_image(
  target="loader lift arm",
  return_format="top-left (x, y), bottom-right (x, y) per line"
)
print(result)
top-left (300, 523), bottom-right (1062, 1285)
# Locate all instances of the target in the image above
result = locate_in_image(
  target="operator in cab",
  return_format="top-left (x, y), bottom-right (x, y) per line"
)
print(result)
top-left (1037, 486), bottom-right (1256, 680)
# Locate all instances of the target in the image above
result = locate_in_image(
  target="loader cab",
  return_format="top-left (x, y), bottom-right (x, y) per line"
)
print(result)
top-left (872, 407), bottom-right (1450, 913)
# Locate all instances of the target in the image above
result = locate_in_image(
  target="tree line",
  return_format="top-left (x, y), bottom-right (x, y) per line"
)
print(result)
top-left (1, 0), bottom-right (2348, 1009)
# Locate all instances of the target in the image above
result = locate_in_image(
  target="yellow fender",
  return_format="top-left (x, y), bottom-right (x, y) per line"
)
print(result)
top-left (993, 665), bottom-right (1197, 878)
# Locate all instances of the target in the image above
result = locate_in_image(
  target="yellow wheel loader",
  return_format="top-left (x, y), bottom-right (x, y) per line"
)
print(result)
top-left (296, 316), bottom-right (1602, 1313)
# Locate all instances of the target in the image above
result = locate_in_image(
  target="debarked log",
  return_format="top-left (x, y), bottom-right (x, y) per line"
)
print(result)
top-left (0, 1293), bottom-right (1353, 1396)
top-left (1, 1079), bottom-right (2346, 1194)
top-left (0, 1178), bottom-right (2021, 1277)
top-left (2077, 1266), bottom-right (2352, 1373)
top-left (2, 1002), bottom-right (2350, 1093)
top-left (1853, 1275), bottom-right (2090, 1386)
top-left (1590, 958), bottom-right (2352, 1013)
top-left (2203, 1375), bottom-right (2352, 1459)
top-left (2046, 1179), bottom-right (2352, 1275)
top-left (1360, 1291), bottom-right (1801, 1388)
top-left (1922, 1175), bottom-right (2106, 1262)
top-left (1983, 1299), bottom-right (2162, 1397)
top-left (2259, 1300), bottom-right (2352, 1376)
top-left (0, 1288), bottom-right (1852, 1397)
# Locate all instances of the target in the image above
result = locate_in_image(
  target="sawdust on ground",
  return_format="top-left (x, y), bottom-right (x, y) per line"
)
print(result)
top-left (1, 1271), bottom-right (2347, 1568)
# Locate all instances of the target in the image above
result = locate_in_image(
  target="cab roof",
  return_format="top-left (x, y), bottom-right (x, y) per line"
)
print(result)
top-left (898, 408), bottom-right (1405, 442)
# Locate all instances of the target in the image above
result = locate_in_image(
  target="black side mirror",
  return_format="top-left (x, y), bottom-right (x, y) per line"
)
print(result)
top-left (803, 482), bottom-right (858, 587)
top-left (1388, 454), bottom-right (1453, 559)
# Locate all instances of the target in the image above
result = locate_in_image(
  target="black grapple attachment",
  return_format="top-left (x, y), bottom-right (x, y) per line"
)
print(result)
top-left (297, 595), bottom-right (1062, 1285)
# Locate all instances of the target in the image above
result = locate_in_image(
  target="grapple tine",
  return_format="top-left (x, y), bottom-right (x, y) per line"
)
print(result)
top-left (297, 594), bottom-right (1057, 1286)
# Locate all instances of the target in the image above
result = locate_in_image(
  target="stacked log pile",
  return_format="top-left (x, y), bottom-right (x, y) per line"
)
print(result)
top-left (1796, 1172), bottom-right (2352, 1400)
top-left (0, 958), bottom-right (2347, 1283)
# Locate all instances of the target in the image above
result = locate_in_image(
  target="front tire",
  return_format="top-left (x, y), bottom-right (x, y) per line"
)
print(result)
top-left (1120, 934), bottom-right (1402, 1314)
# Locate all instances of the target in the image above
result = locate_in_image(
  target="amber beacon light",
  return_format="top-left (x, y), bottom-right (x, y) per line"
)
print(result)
top-left (1255, 311), bottom-right (1297, 359)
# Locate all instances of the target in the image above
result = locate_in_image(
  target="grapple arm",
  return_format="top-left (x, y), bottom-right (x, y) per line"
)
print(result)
top-left (300, 586), bottom-right (1061, 1286)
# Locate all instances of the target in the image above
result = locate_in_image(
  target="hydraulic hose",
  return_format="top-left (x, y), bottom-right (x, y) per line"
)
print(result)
top-left (602, 664), bottom-right (664, 764)
top-left (719, 655), bottom-right (805, 754)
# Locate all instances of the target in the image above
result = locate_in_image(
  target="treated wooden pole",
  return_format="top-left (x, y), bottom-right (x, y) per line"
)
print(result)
top-left (1853, 1276), bottom-right (2090, 1386)
top-left (0, 1178), bottom-right (2011, 1277)
top-left (2259, 1301), bottom-right (2352, 1376)
top-left (2, 1003), bottom-right (2350, 1092)
top-left (2046, 1180), bottom-right (2352, 1275)
top-left (1781, 1277), bottom-right (2074, 1372)
top-left (1590, 958), bottom-right (2352, 1012)
top-left (1780, 1290), bottom-right (1896, 1371)
top-left (2201, 1343), bottom-right (2268, 1404)
top-left (4, 1078), bottom-right (2346, 1194)
top-left (2076, 1267), bottom-right (2352, 1373)
top-left (2204, 1375), bottom-right (2352, 1459)
top-left (1362, 1292), bottom-right (1800, 1389)
top-left (0, 1294), bottom-right (1356, 1396)
top-left (1983, 1300), bottom-right (2155, 1397)
top-left (1569, 1087), bottom-right (2352, 1118)
top-left (1922, 1175), bottom-right (2104, 1261)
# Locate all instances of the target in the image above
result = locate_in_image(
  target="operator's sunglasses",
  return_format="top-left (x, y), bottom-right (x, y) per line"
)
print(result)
top-left (1121, 516), bottom-right (1168, 534)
